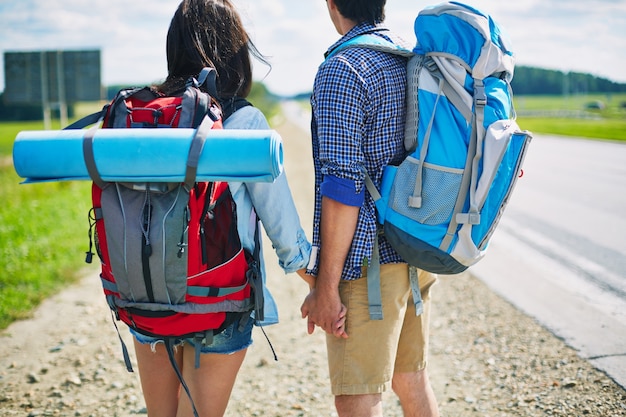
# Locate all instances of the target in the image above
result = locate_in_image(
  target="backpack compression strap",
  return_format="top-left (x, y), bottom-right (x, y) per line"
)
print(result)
top-left (364, 174), bottom-right (424, 321)
top-left (62, 106), bottom-right (110, 188)
top-left (82, 125), bottom-right (106, 188)
top-left (245, 213), bottom-right (265, 322)
top-left (166, 339), bottom-right (201, 417)
top-left (184, 113), bottom-right (214, 189)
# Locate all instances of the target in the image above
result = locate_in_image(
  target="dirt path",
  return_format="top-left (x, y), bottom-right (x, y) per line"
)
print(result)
top-left (1, 118), bottom-right (625, 416)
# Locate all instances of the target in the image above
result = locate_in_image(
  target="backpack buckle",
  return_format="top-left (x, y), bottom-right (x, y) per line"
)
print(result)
top-left (456, 212), bottom-right (481, 225)
top-left (474, 83), bottom-right (487, 107)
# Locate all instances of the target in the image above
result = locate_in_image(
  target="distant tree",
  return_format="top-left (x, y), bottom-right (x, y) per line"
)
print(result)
top-left (512, 66), bottom-right (626, 95)
top-left (247, 82), bottom-right (280, 118)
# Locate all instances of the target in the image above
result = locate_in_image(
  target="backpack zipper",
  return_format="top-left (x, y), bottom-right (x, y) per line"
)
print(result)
top-left (141, 188), bottom-right (155, 302)
top-left (199, 183), bottom-right (216, 266)
top-left (141, 201), bottom-right (152, 257)
top-left (177, 206), bottom-right (190, 258)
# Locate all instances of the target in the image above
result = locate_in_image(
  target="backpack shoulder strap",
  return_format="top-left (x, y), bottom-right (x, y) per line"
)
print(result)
top-left (325, 33), bottom-right (414, 60)
top-left (64, 107), bottom-right (108, 130)
top-left (220, 97), bottom-right (252, 121)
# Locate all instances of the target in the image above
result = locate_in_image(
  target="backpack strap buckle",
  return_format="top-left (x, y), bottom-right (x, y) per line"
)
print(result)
top-left (190, 67), bottom-right (219, 99)
top-left (474, 81), bottom-right (487, 107)
top-left (456, 212), bottom-right (481, 225)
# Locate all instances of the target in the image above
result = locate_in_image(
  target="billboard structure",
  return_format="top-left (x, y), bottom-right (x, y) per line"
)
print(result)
top-left (3, 50), bottom-right (102, 128)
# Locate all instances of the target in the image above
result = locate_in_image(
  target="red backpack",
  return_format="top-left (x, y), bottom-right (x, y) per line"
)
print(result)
top-left (70, 68), bottom-right (262, 370)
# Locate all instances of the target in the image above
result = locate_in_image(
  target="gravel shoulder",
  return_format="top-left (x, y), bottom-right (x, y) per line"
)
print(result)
top-left (1, 118), bottom-right (625, 416)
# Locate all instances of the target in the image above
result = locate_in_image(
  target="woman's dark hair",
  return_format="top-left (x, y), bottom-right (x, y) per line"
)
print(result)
top-left (157, 0), bottom-right (268, 99)
top-left (334, 0), bottom-right (386, 24)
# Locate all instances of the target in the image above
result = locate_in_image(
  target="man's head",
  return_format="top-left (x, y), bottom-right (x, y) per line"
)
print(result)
top-left (331, 0), bottom-right (386, 24)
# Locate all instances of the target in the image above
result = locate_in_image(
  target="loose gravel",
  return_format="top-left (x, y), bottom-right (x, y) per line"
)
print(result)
top-left (1, 120), bottom-right (624, 416)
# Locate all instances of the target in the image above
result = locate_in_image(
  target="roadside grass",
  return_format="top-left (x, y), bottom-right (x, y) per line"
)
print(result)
top-left (1, 117), bottom-right (97, 329)
top-left (0, 121), bottom-right (64, 155)
top-left (0, 167), bottom-right (94, 329)
top-left (514, 93), bottom-right (626, 142)
top-left (0, 92), bottom-right (624, 330)
top-left (516, 117), bottom-right (626, 142)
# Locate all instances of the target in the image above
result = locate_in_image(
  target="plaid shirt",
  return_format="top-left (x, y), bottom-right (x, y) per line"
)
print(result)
top-left (309, 23), bottom-right (408, 281)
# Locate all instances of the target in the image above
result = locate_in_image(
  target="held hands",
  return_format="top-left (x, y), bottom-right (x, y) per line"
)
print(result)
top-left (300, 285), bottom-right (348, 339)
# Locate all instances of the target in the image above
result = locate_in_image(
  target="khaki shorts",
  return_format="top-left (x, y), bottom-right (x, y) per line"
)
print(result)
top-left (326, 263), bottom-right (436, 396)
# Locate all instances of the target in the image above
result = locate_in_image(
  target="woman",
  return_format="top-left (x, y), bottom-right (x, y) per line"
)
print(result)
top-left (131, 1), bottom-right (312, 416)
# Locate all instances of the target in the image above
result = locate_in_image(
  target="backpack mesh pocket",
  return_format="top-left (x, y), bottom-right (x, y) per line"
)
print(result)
top-left (390, 158), bottom-right (463, 225)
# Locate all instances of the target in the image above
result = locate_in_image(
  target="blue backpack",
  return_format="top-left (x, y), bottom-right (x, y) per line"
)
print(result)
top-left (329, 2), bottom-right (532, 318)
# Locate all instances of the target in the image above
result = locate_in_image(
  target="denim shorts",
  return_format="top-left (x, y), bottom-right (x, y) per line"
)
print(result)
top-left (131, 314), bottom-right (254, 355)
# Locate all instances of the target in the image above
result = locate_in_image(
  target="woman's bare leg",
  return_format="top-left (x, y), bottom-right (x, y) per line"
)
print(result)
top-left (176, 347), bottom-right (248, 417)
top-left (133, 339), bottom-right (183, 417)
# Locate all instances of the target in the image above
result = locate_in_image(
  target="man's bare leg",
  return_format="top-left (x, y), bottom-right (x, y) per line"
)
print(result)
top-left (335, 393), bottom-right (383, 417)
top-left (392, 369), bottom-right (440, 417)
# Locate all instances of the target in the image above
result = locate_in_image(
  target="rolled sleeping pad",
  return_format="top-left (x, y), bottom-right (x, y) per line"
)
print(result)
top-left (12, 128), bottom-right (283, 183)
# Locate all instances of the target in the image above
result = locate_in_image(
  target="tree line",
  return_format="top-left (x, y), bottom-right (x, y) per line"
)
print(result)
top-left (2, 66), bottom-right (626, 121)
top-left (512, 66), bottom-right (626, 95)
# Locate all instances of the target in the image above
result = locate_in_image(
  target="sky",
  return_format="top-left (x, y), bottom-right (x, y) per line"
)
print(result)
top-left (1, 0), bottom-right (625, 97)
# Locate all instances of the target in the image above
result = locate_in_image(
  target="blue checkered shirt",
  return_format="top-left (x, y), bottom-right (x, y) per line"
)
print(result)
top-left (309, 23), bottom-right (408, 281)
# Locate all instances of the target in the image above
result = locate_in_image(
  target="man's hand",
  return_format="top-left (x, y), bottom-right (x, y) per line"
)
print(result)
top-left (301, 286), bottom-right (348, 338)
top-left (301, 196), bottom-right (358, 339)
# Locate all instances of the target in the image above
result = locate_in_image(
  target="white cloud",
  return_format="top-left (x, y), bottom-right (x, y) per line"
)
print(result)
top-left (1, 0), bottom-right (625, 97)
top-left (238, 0), bottom-right (335, 95)
top-left (450, 0), bottom-right (626, 82)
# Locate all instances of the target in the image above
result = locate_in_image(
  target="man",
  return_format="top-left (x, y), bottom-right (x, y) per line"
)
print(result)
top-left (300, 0), bottom-right (440, 416)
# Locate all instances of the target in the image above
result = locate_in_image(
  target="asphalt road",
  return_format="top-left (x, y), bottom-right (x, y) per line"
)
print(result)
top-left (471, 133), bottom-right (626, 390)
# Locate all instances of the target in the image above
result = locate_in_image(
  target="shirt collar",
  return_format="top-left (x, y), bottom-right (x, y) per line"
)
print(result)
top-left (325, 22), bottom-right (389, 58)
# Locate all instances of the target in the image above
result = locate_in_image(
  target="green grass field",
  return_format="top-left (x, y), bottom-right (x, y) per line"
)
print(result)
top-left (0, 116), bottom-right (100, 329)
top-left (0, 93), bottom-right (624, 330)
top-left (514, 93), bottom-right (626, 141)
top-left (0, 172), bottom-right (93, 328)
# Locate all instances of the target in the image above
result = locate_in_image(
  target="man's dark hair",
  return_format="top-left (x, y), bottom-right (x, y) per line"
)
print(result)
top-left (334, 0), bottom-right (386, 24)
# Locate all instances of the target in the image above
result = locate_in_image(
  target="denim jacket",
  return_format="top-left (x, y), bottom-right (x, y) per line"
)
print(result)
top-left (224, 105), bottom-right (312, 326)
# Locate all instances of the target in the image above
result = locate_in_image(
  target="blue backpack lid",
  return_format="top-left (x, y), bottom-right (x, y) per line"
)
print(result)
top-left (414, 1), bottom-right (514, 80)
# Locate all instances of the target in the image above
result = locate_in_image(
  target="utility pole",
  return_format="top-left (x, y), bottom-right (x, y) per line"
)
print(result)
top-left (40, 51), bottom-right (51, 130)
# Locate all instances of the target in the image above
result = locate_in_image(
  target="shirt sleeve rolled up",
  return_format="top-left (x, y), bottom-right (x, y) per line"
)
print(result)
top-left (320, 174), bottom-right (365, 207)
